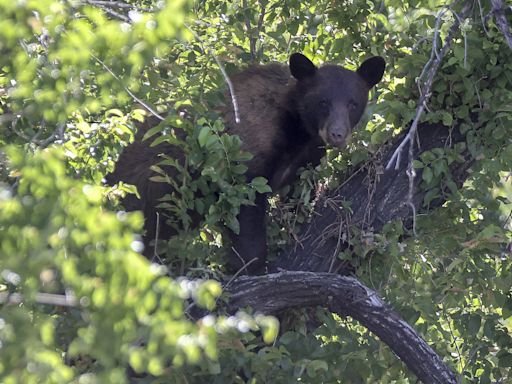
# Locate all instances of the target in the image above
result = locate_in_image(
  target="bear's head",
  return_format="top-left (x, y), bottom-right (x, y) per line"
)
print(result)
top-left (289, 53), bottom-right (385, 147)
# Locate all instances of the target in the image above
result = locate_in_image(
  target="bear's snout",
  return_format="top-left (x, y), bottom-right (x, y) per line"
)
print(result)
top-left (321, 111), bottom-right (351, 148)
top-left (328, 130), bottom-right (347, 147)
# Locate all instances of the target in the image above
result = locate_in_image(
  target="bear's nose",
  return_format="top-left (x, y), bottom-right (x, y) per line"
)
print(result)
top-left (329, 131), bottom-right (346, 147)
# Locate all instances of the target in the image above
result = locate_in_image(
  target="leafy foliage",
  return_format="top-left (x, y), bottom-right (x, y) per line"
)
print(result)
top-left (0, 147), bottom-right (222, 381)
top-left (0, 0), bottom-right (511, 382)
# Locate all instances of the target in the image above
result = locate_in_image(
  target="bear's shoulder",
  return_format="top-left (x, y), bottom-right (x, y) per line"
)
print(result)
top-left (231, 63), bottom-right (291, 86)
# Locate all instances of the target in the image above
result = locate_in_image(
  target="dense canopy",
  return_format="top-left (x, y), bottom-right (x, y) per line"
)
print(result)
top-left (0, 0), bottom-right (511, 383)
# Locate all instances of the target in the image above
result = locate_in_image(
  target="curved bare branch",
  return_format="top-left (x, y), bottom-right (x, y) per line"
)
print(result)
top-left (225, 271), bottom-right (457, 384)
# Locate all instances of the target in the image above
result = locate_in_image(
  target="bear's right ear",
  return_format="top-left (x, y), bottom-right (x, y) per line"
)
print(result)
top-left (357, 56), bottom-right (386, 88)
top-left (289, 53), bottom-right (317, 80)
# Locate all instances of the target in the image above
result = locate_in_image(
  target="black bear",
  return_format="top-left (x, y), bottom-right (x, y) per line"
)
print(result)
top-left (107, 53), bottom-right (385, 274)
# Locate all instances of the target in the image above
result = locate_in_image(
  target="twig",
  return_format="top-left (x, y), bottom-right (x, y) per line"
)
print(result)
top-left (387, 2), bottom-right (471, 171)
top-left (0, 291), bottom-right (78, 307)
top-left (85, 0), bottom-right (154, 13)
top-left (242, 0), bottom-right (256, 62)
top-left (476, 0), bottom-right (490, 35)
top-left (8, 113), bottom-right (65, 147)
top-left (452, 10), bottom-right (468, 68)
top-left (85, 0), bottom-right (130, 22)
top-left (185, 24), bottom-right (241, 124)
top-left (491, 0), bottom-right (512, 49)
top-left (91, 54), bottom-right (164, 121)
top-left (417, 5), bottom-right (448, 85)
top-left (256, 0), bottom-right (267, 59)
top-left (213, 55), bottom-right (240, 124)
top-left (242, 0), bottom-right (267, 63)
top-left (151, 212), bottom-right (165, 264)
top-left (328, 215), bottom-right (344, 273)
top-left (39, 122), bottom-right (66, 148)
top-left (224, 254), bottom-right (259, 288)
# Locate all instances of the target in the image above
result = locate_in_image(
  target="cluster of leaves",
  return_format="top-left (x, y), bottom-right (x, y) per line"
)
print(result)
top-left (0, 147), bottom-right (225, 382)
top-left (329, 6), bottom-right (512, 384)
top-left (1, 0), bottom-right (512, 383)
top-left (235, 1), bottom-right (512, 382)
top-left (64, 109), bottom-right (140, 183)
top-left (0, 141), bottom-right (279, 383)
top-left (0, 0), bottom-right (188, 127)
top-left (342, 6), bottom-right (512, 383)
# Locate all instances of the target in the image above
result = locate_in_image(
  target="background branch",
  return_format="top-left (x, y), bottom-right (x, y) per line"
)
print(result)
top-left (242, 0), bottom-right (267, 63)
top-left (0, 291), bottom-right (78, 307)
top-left (85, 0), bottom-right (154, 13)
top-left (91, 54), bottom-right (165, 121)
top-left (85, 0), bottom-right (130, 22)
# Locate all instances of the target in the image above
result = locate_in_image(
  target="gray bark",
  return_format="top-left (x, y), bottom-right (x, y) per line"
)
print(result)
top-left (226, 271), bottom-right (457, 384)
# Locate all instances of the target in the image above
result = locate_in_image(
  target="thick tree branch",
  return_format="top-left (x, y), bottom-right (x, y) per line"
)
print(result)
top-left (225, 271), bottom-right (457, 384)
top-left (491, 0), bottom-right (512, 49)
top-left (274, 122), bottom-right (471, 273)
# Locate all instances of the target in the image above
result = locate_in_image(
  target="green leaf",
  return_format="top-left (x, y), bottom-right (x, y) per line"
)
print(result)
top-left (441, 112), bottom-right (453, 126)
top-left (142, 124), bottom-right (166, 141)
top-left (498, 352), bottom-right (512, 368)
top-left (422, 167), bottom-right (433, 183)
top-left (251, 177), bottom-right (271, 193)
top-left (423, 187), bottom-right (440, 206)
top-left (445, 179), bottom-right (458, 195)
top-left (129, 349), bottom-right (145, 373)
top-left (306, 360), bottom-right (329, 377)
top-left (467, 315), bottom-right (481, 335)
top-left (226, 216), bottom-right (240, 234)
top-left (198, 126), bottom-right (211, 147)
top-left (150, 134), bottom-right (183, 147)
top-left (412, 160), bottom-right (424, 169)
top-left (259, 317), bottom-right (279, 344)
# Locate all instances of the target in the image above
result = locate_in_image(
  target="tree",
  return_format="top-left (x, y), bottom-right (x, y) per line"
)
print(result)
top-left (1, 0), bottom-right (511, 383)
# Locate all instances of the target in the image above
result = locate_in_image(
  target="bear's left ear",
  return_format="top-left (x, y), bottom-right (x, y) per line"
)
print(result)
top-left (289, 53), bottom-right (317, 80)
top-left (357, 56), bottom-right (386, 88)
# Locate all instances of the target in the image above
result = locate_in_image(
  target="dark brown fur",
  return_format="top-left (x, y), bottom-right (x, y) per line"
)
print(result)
top-left (106, 116), bottom-right (187, 249)
top-left (223, 65), bottom-right (325, 273)
top-left (225, 64), bottom-right (301, 187)
top-left (107, 54), bottom-right (385, 274)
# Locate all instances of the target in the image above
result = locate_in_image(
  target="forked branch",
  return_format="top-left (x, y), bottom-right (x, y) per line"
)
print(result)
top-left (386, 1), bottom-right (472, 171)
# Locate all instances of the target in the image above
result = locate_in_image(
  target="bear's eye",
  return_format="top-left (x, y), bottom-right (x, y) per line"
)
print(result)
top-left (319, 99), bottom-right (329, 108)
top-left (348, 100), bottom-right (358, 111)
